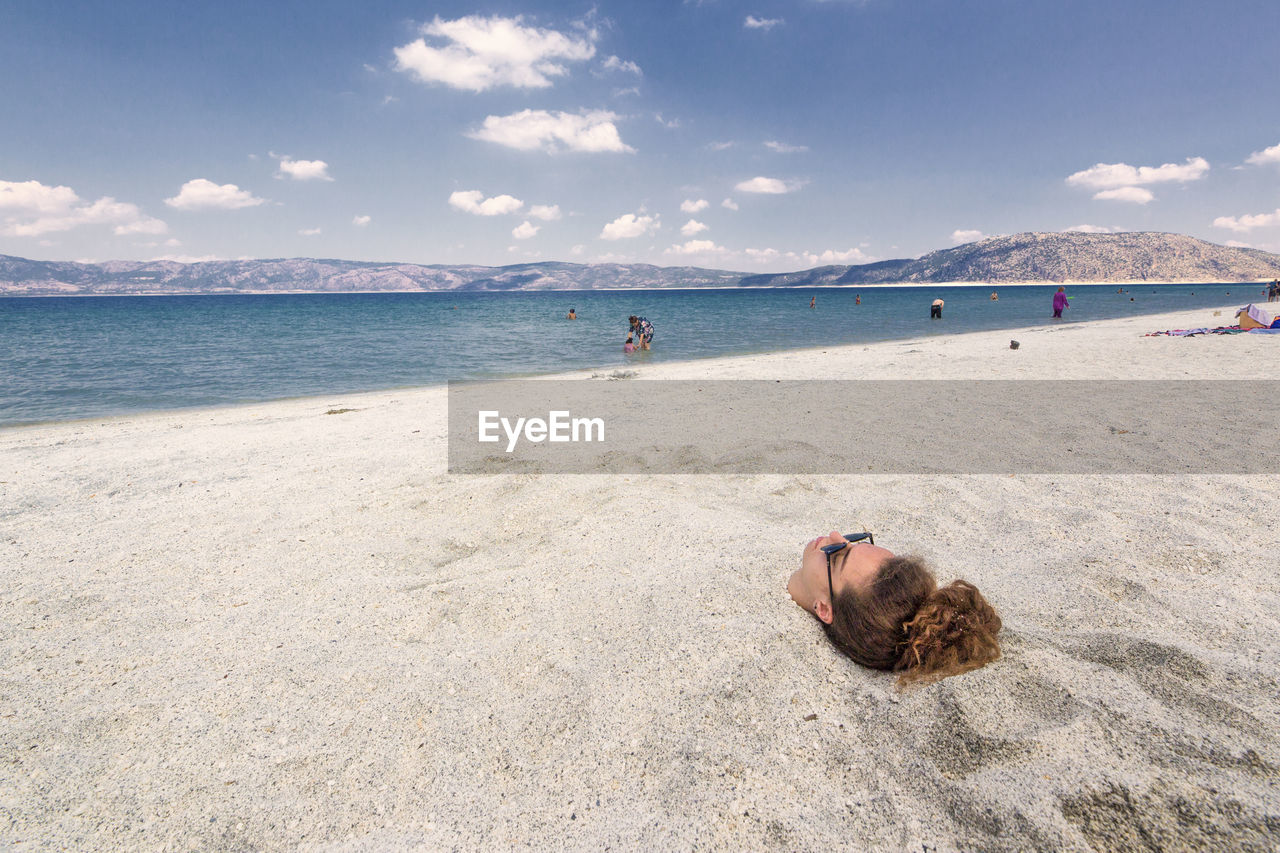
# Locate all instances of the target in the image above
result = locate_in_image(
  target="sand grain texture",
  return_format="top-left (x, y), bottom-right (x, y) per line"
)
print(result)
top-left (2, 306), bottom-right (1278, 851)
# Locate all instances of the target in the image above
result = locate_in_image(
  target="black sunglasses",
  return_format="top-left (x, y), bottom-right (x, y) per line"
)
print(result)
top-left (821, 532), bottom-right (874, 608)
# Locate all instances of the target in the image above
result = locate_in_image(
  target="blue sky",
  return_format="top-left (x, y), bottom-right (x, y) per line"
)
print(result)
top-left (2, 0), bottom-right (1279, 271)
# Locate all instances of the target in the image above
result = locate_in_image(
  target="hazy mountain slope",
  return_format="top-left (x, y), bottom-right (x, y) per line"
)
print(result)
top-left (3, 232), bottom-right (1278, 295)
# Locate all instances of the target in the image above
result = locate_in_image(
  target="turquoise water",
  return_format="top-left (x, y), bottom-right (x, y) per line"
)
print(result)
top-left (0, 283), bottom-right (1264, 426)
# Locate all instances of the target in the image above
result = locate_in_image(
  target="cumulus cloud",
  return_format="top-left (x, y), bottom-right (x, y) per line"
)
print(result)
top-left (0, 179), bottom-right (169, 237)
top-left (570, 244), bottom-right (586, 256)
top-left (1094, 187), bottom-right (1154, 204)
top-left (801, 248), bottom-right (870, 266)
top-left (764, 141), bottom-right (807, 153)
top-left (1064, 224), bottom-right (1117, 233)
top-left (467, 109), bottom-right (634, 153)
top-left (744, 15), bottom-right (783, 30)
top-left (393, 15), bottom-right (595, 92)
top-left (681, 219), bottom-right (709, 236)
top-left (666, 239), bottom-right (726, 256)
top-left (448, 190), bottom-right (523, 216)
top-left (299, 227), bottom-right (322, 236)
top-left (165, 179), bottom-right (265, 211)
top-left (1066, 156), bottom-right (1208, 202)
top-left (951, 229), bottom-right (986, 244)
top-left (680, 198), bottom-right (709, 213)
top-left (745, 248), bottom-right (780, 263)
top-left (353, 214), bottom-right (372, 226)
top-left (600, 212), bottom-right (659, 240)
top-left (601, 55), bottom-right (641, 75)
top-left (528, 204), bottom-right (561, 221)
top-left (512, 220), bottom-right (540, 239)
top-left (721, 198), bottom-right (739, 211)
top-left (272, 153), bottom-right (333, 181)
top-left (1212, 208), bottom-right (1280, 233)
top-left (1245, 143), bottom-right (1280, 166)
top-left (735, 176), bottom-right (798, 194)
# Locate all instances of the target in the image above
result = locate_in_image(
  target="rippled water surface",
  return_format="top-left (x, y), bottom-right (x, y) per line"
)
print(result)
top-left (0, 283), bottom-right (1262, 425)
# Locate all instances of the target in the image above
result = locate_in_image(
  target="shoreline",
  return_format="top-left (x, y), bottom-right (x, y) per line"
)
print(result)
top-left (0, 300), bottom-right (1262, 432)
top-left (2, 279), bottom-right (1278, 298)
top-left (2, 301), bottom-right (1278, 849)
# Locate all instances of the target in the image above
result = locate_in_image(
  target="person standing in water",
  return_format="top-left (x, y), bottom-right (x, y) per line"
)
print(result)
top-left (567, 308), bottom-right (577, 319)
top-left (1052, 287), bottom-right (1068, 319)
top-left (855, 294), bottom-right (861, 306)
top-left (930, 298), bottom-right (944, 319)
top-left (810, 295), bottom-right (816, 309)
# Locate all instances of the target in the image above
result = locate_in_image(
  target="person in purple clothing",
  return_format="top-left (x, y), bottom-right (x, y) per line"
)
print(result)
top-left (1052, 287), bottom-right (1069, 319)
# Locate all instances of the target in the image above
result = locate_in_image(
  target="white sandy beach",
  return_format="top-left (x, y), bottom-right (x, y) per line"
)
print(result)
top-left (2, 304), bottom-right (1278, 850)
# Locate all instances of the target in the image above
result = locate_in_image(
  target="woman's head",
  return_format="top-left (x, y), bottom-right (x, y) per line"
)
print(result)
top-left (628, 315), bottom-right (638, 325)
top-left (789, 532), bottom-right (1002, 684)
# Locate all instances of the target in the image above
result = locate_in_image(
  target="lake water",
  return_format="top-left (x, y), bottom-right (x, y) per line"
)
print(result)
top-left (0, 283), bottom-right (1263, 426)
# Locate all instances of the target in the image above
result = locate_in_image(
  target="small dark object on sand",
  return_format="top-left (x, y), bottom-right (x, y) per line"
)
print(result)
top-left (1010, 340), bottom-right (1020, 350)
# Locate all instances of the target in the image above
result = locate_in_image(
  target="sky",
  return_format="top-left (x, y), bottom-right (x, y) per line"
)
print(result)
top-left (2, 0), bottom-right (1279, 272)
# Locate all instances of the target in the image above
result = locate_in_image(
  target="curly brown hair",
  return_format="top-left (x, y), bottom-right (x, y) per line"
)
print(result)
top-left (822, 555), bottom-right (1002, 685)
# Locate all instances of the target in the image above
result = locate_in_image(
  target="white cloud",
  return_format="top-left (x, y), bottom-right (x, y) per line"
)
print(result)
top-left (353, 214), bottom-right (372, 226)
top-left (1225, 240), bottom-right (1254, 248)
top-left (528, 204), bottom-right (561, 221)
top-left (273, 155), bottom-right (333, 182)
top-left (735, 176), bottom-right (798, 194)
top-left (680, 198), bottom-right (709, 213)
top-left (467, 109), bottom-right (634, 153)
top-left (165, 179), bottom-right (265, 211)
top-left (613, 86), bottom-right (641, 98)
top-left (299, 227), bottom-right (322, 236)
top-left (951, 229), bottom-right (986, 244)
top-left (1245, 143), bottom-right (1280, 166)
top-left (1064, 224), bottom-right (1117, 233)
top-left (681, 219), bottom-right (709, 236)
top-left (764, 141), bottom-right (807, 153)
top-left (570, 244), bottom-right (586, 256)
top-left (744, 15), bottom-right (783, 30)
top-left (0, 179), bottom-right (169, 237)
top-left (1066, 156), bottom-right (1208, 202)
top-left (448, 190), bottom-right (524, 216)
top-left (393, 15), bottom-right (595, 92)
top-left (1212, 208), bottom-right (1280, 232)
top-left (1094, 187), bottom-right (1154, 204)
top-left (801, 248), bottom-right (871, 266)
top-left (706, 141), bottom-right (736, 151)
top-left (512, 220), bottom-right (540, 239)
top-left (654, 113), bottom-right (680, 128)
top-left (666, 239), bottom-right (726, 256)
top-left (721, 198), bottom-right (739, 211)
top-left (601, 55), bottom-right (642, 75)
top-left (600, 212), bottom-right (659, 240)
top-left (745, 248), bottom-right (780, 263)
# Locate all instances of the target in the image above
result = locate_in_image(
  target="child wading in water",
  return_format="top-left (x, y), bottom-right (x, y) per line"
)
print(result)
top-left (623, 335), bottom-right (636, 354)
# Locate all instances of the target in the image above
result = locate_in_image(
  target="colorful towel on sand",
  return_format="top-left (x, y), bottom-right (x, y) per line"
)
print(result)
top-left (1144, 326), bottom-right (1280, 337)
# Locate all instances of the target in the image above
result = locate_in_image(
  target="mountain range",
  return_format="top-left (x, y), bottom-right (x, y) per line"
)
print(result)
top-left (3, 231), bottom-right (1279, 296)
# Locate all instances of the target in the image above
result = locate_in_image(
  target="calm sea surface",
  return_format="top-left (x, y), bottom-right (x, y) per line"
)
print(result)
top-left (0, 283), bottom-right (1264, 426)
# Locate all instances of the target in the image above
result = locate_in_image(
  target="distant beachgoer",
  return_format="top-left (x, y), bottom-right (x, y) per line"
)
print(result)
top-left (788, 531), bottom-right (1002, 685)
top-left (628, 315), bottom-right (654, 350)
top-left (990, 291), bottom-right (999, 301)
top-left (1052, 287), bottom-right (1068, 319)
top-left (930, 298), bottom-right (944, 319)
top-left (623, 335), bottom-right (636, 354)
top-left (567, 308), bottom-right (577, 319)
top-left (855, 294), bottom-right (861, 306)
top-left (810, 296), bottom-right (816, 309)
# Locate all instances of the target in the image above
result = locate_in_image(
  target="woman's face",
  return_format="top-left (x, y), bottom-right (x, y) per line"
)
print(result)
top-left (787, 531), bottom-right (894, 624)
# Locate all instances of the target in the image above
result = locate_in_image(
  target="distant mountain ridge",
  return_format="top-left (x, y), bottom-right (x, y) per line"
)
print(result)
top-left (3, 232), bottom-right (1279, 296)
